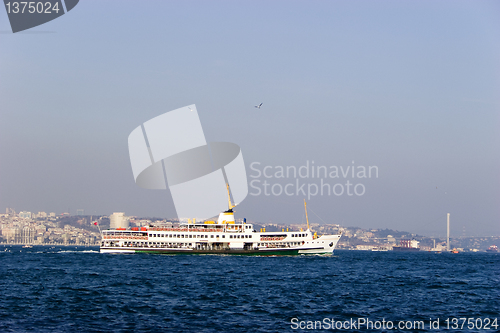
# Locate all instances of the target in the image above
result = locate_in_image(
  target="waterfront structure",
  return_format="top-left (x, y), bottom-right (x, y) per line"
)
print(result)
top-left (1, 227), bottom-right (36, 244)
top-left (392, 239), bottom-right (420, 251)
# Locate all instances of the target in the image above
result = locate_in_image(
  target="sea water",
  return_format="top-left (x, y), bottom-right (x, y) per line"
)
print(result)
top-left (0, 246), bottom-right (498, 332)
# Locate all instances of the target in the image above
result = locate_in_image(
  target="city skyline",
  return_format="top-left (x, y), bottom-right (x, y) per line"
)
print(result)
top-left (3, 206), bottom-right (497, 239)
top-left (1, 207), bottom-right (497, 251)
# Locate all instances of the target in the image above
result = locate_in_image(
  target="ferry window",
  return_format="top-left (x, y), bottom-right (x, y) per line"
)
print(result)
top-left (189, 235), bottom-right (192, 238)
top-left (222, 235), bottom-right (225, 238)
top-left (211, 235), bottom-right (214, 238)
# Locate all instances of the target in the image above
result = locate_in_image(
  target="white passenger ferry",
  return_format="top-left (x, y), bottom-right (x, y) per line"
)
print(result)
top-left (100, 189), bottom-right (341, 255)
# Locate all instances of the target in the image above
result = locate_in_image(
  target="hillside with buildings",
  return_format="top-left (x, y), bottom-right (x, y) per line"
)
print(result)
top-left (1, 209), bottom-right (498, 251)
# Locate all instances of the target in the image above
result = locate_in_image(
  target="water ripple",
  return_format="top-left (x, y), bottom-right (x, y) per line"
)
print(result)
top-left (0, 246), bottom-right (498, 332)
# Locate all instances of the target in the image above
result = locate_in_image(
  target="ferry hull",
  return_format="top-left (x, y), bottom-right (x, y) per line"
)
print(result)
top-left (101, 248), bottom-right (302, 255)
top-left (100, 241), bottom-right (338, 256)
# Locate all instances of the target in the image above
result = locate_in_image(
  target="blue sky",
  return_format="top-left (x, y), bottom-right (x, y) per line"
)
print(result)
top-left (1, 1), bottom-right (499, 237)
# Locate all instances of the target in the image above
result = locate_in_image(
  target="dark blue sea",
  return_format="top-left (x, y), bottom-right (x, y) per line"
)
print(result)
top-left (0, 246), bottom-right (498, 332)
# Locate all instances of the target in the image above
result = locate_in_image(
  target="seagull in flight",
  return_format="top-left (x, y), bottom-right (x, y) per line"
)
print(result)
top-left (255, 103), bottom-right (263, 109)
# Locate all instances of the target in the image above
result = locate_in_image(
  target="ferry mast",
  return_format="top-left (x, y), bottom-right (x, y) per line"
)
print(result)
top-left (304, 199), bottom-right (310, 231)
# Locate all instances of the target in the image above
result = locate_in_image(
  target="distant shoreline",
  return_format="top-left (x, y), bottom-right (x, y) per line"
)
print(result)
top-left (1, 243), bottom-right (99, 247)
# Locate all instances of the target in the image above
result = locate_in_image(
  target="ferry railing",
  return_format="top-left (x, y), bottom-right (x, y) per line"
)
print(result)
top-left (148, 227), bottom-right (224, 232)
